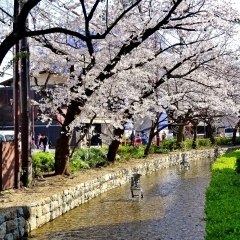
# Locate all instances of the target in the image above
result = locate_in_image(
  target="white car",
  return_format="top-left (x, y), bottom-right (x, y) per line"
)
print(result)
top-left (224, 128), bottom-right (239, 137)
top-left (0, 131), bottom-right (21, 151)
top-left (0, 130), bottom-right (14, 142)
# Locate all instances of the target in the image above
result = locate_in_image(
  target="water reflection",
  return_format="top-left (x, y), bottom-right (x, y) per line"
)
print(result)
top-left (28, 158), bottom-right (212, 240)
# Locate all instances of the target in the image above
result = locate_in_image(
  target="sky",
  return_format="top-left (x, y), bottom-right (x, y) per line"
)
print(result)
top-left (0, 0), bottom-right (12, 83)
top-left (1, 0), bottom-right (240, 84)
top-left (231, 0), bottom-right (240, 9)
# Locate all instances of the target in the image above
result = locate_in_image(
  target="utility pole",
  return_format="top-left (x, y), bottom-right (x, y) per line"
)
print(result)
top-left (13, 0), bottom-right (20, 189)
top-left (18, 1), bottom-right (32, 186)
top-left (20, 35), bottom-right (32, 186)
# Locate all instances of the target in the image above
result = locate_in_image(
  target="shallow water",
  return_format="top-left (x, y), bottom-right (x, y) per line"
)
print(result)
top-left (27, 158), bottom-right (212, 240)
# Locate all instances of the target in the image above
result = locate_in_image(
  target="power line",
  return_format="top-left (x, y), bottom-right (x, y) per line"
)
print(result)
top-left (0, 5), bottom-right (14, 26)
top-left (41, 0), bottom-right (79, 19)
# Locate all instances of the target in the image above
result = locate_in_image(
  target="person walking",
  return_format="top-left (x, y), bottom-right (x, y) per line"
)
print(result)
top-left (38, 134), bottom-right (49, 152)
top-left (129, 131), bottom-right (135, 146)
top-left (36, 133), bottom-right (41, 148)
top-left (141, 131), bottom-right (148, 145)
top-left (134, 133), bottom-right (142, 146)
top-left (161, 131), bottom-right (167, 142)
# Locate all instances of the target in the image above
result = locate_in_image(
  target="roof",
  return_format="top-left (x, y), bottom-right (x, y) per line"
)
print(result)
top-left (0, 78), bottom-right (13, 87)
top-left (0, 71), bottom-right (67, 88)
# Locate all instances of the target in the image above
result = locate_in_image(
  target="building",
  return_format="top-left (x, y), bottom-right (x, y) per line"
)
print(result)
top-left (0, 76), bottom-right (112, 147)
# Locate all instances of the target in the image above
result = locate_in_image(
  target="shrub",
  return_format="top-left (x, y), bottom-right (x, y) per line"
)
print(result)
top-left (70, 159), bottom-right (90, 171)
top-left (236, 157), bottom-right (240, 174)
top-left (70, 147), bottom-right (108, 171)
top-left (154, 147), bottom-right (169, 154)
top-left (161, 139), bottom-right (178, 151)
top-left (148, 145), bottom-right (155, 154)
top-left (215, 137), bottom-right (232, 146)
top-left (235, 137), bottom-right (240, 145)
top-left (182, 139), bottom-right (193, 150)
top-left (196, 138), bottom-right (212, 148)
top-left (117, 146), bottom-right (145, 160)
top-left (32, 152), bottom-right (55, 178)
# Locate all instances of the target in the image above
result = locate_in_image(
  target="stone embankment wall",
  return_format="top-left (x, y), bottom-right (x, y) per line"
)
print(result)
top-left (0, 146), bottom-right (239, 239)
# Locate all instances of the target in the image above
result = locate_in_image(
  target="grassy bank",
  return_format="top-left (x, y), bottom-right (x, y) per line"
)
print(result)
top-left (205, 150), bottom-right (240, 240)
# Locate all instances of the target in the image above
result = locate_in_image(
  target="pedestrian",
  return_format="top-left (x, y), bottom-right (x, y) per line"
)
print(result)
top-left (48, 140), bottom-right (52, 148)
top-left (141, 131), bottom-right (148, 145)
top-left (36, 133), bottom-right (41, 147)
top-left (130, 131), bottom-right (135, 146)
top-left (31, 135), bottom-right (37, 149)
top-left (135, 133), bottom-right (142, 146)
top-left (38, 134), bottom-right (49, 152)
top-left (162, 131), bottom-right (166, 142)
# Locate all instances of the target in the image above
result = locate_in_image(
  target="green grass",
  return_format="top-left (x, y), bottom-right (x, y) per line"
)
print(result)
top-left (205, 150), bottom-right (240, 240)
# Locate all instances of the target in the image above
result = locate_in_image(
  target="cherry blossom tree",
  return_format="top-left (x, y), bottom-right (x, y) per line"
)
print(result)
top-left (163, 50), bottom-right (240, 148)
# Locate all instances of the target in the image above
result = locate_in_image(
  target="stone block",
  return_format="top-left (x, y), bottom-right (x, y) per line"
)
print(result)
top-left (66, 194), bottom-right (72, 203)
top-left (0, 215), bottom-right (5, 225)
top-left (58, 206), bottom-right (63, 216)
top-left (69, 190), bottom-right (75, 198)
top-left (57, 194), bottom-right (63, 205)
top-left (51, 194), bottom-right (57, 201)
top-left (9, 211), bottom-right (17, 220)
top-left (42, 204), bottom-right (50, 215)
top-left (63, 189), bottom-right (69, 195)
top-left (0, 222), bottom-right (6, 239)
top-left (50, 212), bottom-right (55, 220)
top-left (3, 233), bottom-right (13, 240)
top-left (36, 206), bottom-right (42, 218)
top-left (18, 226), bottom-right (25, 238)
top-left (36, 215), bottom-right (46, 228)
top-left (27, 206), bottom-right (36, 218)
top-left (4, 212), bottom-right (11, 221)
top-left (27, 217), bottom-right (37, 232)
top-left (13, 229), bottom-right (20, 239)
top-left (50, 200), bottom-right (59, 211)
top-left (29, 201), bottom-right (39, 207)
top-left (6, 219), bottom-right (17, 233)
top-left (45, 213), bottom-right (51, 223)
top-left (42, 197), bottom-right (51, 205)
top-left (22, 206), bottom-right (32, 219)
top-left (17, 217), bottom-right (26, 230)
top-left (70, 201), bottom-right (75, 210)
top-left (16, 208), bottom-right (24, 218)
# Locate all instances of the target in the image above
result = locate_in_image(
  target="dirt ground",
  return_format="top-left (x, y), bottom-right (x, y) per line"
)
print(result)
top-left (0, 155), bottom-right (160, 215)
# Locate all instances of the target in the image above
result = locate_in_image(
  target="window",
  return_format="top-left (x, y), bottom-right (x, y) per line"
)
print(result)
top-left (225, 128), bottom-right (234, 133)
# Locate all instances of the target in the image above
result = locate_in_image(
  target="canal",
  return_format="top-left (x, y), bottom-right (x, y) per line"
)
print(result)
top-left (27, 158), bottom-right (212, 240)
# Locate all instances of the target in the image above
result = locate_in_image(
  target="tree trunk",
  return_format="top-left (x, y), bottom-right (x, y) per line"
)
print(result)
top-left (232, 127), bottom-right (237, 145)
top-left (129, 130), bottom-right (135, 146)
top-left (144, 126), bottom-right (155, 156)
top-left (156, 130), bottom-right (160, 146)
top-left (55, 131), bottom-right (72, 175)
top-left (192, 124), bottom-right (197, 149)
top-left (207, 123), bottom-right (215, 145)
top-left (177, 125), bottom-right (185, 149)
top-left (107, 128), bottom-right (124, 162)
top-left (54, 101), bottom-right (81, 175)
